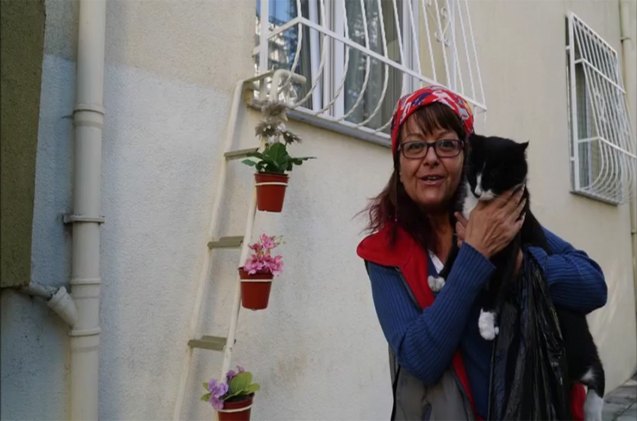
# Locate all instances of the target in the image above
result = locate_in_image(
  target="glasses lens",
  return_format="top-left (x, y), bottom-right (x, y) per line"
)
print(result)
top-left (400, 140), bottom-right (462, 158)
top-left (402, 141), bottom-right (427, 158)
top-left (436, 139), bottom-right (461, 157)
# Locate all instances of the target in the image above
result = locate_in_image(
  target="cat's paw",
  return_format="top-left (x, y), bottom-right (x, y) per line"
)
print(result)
top-left (584, 391), bottom-right (603, 421)
top-left (478, 309), bottom-right (499, 340)
top-left (428, 275), bottom-right (446, 292)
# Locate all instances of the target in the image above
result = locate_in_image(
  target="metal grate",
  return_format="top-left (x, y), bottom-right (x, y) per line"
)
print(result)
top-left (253, 0), bottom-right (486, 145)
top-left (566, 12), bottom-right (636, 204)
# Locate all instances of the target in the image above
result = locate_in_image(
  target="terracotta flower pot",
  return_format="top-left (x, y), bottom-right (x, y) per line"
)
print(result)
top-left (217, 394), bottom-right (254, 421)
top-left (238, 268), bottom-right (273, 310)
top-left (254, 172), bottom-right (288, 212)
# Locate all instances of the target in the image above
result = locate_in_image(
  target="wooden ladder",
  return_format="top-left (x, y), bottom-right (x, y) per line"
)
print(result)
top-left (172, 70), bottom-right (305, 420)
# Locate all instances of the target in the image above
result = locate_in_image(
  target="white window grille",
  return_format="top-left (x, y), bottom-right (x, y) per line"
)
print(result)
top-left (253, 0), bottom-right (486, 145)
top-left (566, 12), bottom-right (636, 204)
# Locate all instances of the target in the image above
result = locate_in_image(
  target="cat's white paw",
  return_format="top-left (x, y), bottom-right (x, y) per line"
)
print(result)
top-left (428, 275), bottom-right (446, 292)
top-left (584, 390), bottom-right (603, 421)
top-left (478, 309), bottom-right (499, 340)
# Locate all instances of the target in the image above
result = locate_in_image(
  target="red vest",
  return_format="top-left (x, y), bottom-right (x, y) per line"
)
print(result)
top-left (357, 222), bottom-right (478, 416)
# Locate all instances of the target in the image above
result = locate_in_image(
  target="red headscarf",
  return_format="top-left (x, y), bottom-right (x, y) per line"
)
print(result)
top-left (390, 85), bottom-right (475, 156)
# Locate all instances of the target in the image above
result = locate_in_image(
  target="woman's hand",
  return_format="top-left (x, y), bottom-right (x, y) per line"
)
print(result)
top-left (454, 186), bottom-right (526, 259)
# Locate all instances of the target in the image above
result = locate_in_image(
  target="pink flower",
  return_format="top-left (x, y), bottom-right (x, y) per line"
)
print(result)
top-left (241, 234), bottom-right (283, 277)
top-left (259, 234), bottom-right (276, 250)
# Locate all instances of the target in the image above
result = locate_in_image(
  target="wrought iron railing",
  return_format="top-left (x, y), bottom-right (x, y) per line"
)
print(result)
top-left (253, 0), bottom-right (486, 144)
top-left (567, 12), bottom-right (636, 204)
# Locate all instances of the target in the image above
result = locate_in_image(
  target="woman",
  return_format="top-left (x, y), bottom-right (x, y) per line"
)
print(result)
top-left (356, 85), bottom-right (606, 420)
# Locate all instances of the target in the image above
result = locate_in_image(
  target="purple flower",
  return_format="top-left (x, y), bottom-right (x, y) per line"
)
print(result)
top-left (206, 379), bottom-right (229, 410)
top-left (226, 365), bottom-right (245, 382)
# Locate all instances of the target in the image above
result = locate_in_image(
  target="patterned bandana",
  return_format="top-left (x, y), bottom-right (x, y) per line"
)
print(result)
top-left (390, 85), bottom-right (474, 156)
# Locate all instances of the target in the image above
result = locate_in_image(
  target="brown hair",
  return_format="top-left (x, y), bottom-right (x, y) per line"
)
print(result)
top-left (364, 102), bottom-right (467, 250)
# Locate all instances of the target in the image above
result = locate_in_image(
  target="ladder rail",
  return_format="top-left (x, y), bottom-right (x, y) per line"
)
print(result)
top-left (220, 189), bottom-right (258, 378)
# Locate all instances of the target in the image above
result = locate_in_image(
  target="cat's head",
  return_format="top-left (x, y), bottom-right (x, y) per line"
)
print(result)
top-left (466, 134), bottom-right (528, 200)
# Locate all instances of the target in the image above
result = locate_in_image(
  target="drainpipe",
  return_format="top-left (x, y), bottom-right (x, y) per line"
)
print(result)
top-left (619, 0), bottom-right (637, 312)
top-left (68, 0), bottom-right (106, 419)
top-left (19, 282), bottom-right (78, 326)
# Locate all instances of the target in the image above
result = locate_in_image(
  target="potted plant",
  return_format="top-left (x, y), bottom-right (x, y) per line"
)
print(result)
top-left (201, 365), bottom-right (260, 421)
top-left (238, 234), bottom-right (283, 310)
top-left (242, 102), bottom-right (315, 212)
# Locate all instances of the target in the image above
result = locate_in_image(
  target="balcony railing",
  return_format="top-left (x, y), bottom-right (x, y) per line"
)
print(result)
top-left (253, 0), bottom-right (486, 145)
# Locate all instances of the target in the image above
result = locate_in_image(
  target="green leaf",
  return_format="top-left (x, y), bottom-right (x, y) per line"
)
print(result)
top-left (241, 159), bottom-right (257, 167)
top-left (201, 392), bottom-right (211, 401)
top-left (245, 139), bottom-right (315, 174)
top-left (229, 372), bottom-right (251, 394)
top-left (244, 384), bottom-right (260, 394)
top-left (222, 372), bottom-right (260, 400)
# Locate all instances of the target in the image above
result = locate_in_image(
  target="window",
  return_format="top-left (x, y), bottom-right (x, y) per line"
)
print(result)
top-left (566, 12), bottom-right (636, 204)
top-left (254, 0), bottom-right (486, 143)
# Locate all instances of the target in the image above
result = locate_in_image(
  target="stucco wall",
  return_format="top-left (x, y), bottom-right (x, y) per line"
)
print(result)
top-left (1, 0), bottom-right (635, 420)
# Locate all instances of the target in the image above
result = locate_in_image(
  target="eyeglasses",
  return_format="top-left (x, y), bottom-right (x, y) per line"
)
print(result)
top-left (398, 139), bottom-right (464, 159)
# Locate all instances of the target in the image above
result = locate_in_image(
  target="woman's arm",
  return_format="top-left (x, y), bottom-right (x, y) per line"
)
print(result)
top-left (527, 228), bottom-right (607, 313)
top-left (367, 244), bottom-right (494, 384)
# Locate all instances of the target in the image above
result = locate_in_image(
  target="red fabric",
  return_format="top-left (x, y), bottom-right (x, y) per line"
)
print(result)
top-left (389, 85), bottom-right (475, 155)
top-left (357, 222), bottom-right (478, 417)
top-left (570, 383), bottom-right (586, 420)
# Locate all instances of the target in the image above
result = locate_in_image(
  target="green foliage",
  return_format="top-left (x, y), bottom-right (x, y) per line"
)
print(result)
top-left (242, 101), bottom-right (316, 174)
top-left (225, 372), bottom-right (261, 401)
top-left (201, 367), bottom-right (261, 409)
top-left (242, 143), bottom-right (314, 174)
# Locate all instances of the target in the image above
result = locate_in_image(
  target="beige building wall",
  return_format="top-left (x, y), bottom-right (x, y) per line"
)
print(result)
top-left (1, 0), bottom-right (635, 419)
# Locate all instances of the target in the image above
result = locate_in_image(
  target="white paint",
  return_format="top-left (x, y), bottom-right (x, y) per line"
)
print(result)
top-left (478, 309), bottom-right (499, 340)
top-left (2, 1), bottom-right (636, 420)
top-left (584, 389), bottom-right (604, 421)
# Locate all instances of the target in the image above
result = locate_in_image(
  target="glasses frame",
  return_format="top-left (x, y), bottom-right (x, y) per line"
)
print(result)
top-left (398, 139), bottom-right (465, 159)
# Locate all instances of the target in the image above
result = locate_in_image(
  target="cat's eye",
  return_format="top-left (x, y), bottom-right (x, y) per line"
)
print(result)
top-left (399, 139), bottom-right (463, 159)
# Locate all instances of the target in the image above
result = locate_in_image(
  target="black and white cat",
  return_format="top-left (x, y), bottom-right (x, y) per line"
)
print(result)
top-left (429, 133), bottom-right (605, 421)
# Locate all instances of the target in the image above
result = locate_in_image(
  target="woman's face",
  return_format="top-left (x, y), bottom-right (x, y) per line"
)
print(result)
top-left (398, 113), bottom-right (464, 213)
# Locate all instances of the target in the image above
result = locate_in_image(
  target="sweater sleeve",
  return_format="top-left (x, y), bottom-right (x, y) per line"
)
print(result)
top-left (366, 244), bottom-right (494, 385)
top-left (527, 228), bottom-right (607, 313)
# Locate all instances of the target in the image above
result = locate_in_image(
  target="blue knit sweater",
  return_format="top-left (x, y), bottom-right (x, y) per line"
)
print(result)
top-left (366, 228), bottom-right (606, 418)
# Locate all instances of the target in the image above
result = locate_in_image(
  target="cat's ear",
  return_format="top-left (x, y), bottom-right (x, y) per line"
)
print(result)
top-left (520, 141), bottom-right (529, 151)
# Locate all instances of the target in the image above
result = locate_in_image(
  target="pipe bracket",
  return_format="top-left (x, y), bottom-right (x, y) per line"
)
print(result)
top-left (69, 327), bottom-right (101, 337)
top-left (74, 103), bottom-right (106, 115)
top-left (63, 214), bottom-right (105, 224)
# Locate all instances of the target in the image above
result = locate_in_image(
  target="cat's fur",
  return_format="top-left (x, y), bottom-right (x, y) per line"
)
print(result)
top-left (430, 133), bottom-right (605, 420)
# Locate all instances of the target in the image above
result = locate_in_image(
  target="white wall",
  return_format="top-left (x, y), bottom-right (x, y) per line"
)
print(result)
top-left (1, 0), bottom-right (635, 420)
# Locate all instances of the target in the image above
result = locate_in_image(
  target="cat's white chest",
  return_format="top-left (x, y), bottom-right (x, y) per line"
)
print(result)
top-left (462, 181), bottom-right (478, 218)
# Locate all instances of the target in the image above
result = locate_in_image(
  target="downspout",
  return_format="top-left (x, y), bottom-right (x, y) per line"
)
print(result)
top-left (19, 282), bottom-right (78, 326)
top-left (68, 0), bottom-right (106, 419)
top-left (619, 0), bottom-right (637, 312)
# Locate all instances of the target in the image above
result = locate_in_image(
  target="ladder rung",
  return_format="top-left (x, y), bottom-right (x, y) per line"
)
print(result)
top-left (224, 148), bottom-right (258, 160)
top-left (207, 236), bottom-right (244, 249)
top-left (188, 335), bottom-right (226, 351)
